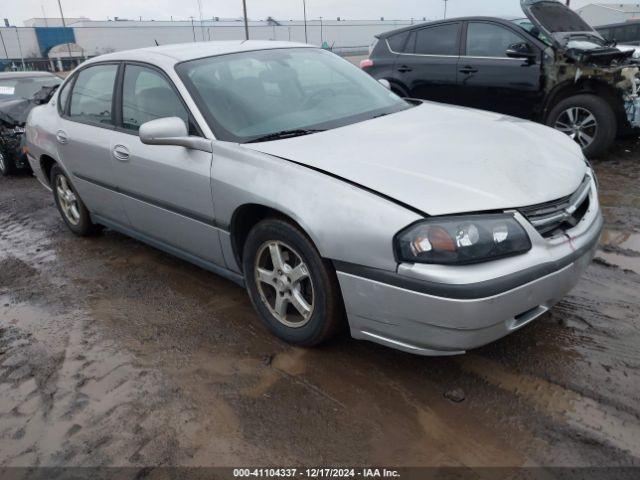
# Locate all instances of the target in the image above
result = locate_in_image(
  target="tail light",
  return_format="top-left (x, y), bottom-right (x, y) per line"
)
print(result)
top-left (360, 58), bottom-right (374, 69)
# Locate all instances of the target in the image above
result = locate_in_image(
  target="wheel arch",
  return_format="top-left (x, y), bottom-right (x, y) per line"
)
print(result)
top-left (542, 79), bottom-right (626, 128)
top-left (229, 203), bottom-right (320, 269)
top-left (39, 154), bottom-right (58, 186)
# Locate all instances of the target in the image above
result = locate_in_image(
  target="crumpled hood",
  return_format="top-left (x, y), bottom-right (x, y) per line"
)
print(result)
top-left (243, 102), bottom-right (587, 216)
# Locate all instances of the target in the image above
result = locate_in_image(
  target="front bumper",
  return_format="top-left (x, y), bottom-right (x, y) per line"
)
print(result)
top-left (336, 180), bottom-right (603, 356)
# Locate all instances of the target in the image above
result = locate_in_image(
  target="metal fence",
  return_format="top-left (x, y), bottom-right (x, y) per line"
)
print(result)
top-left (1, 20), bottom-right (419, 72)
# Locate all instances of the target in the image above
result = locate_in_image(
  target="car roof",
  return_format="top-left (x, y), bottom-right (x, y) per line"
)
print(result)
top-left (0, 71), bottom-right (59, 79)
top-left (376, 16), bottom-right (520, 38)
top-left (86, 40), bottom-right (314, 68)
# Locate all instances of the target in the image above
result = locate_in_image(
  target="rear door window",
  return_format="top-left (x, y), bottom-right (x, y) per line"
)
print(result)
top-left (68, 64), bottom-right (118, 126)
top-left (414, 23), bottom-right (460, 56)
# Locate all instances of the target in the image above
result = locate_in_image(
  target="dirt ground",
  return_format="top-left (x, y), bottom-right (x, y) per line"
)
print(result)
top-left (0, 139), bottom-right (639, 472)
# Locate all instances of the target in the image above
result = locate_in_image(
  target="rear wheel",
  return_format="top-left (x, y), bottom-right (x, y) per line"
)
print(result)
top-left (50, 165), bottom-right (100, 236)
top-left (546, 94), bottom-right (617, 158)
top-left (0, 150), bottom-right (16, 176)
top-left (243, 218), bottom-right (345, 346)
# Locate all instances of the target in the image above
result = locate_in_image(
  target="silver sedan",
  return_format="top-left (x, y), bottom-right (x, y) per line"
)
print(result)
top-left (25, 41), bottom-right (602, 356)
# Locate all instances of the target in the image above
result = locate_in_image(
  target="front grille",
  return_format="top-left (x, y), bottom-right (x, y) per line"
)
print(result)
top-left (519, 176), bottom-right (592, 238)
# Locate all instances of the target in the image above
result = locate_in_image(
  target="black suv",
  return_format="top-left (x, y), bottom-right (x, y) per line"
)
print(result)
top-left (361, 0), bottom-right (640, 157)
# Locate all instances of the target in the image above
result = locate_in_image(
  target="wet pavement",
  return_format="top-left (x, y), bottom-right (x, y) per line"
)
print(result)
top-left (0, 140), bottom-right (639, 470)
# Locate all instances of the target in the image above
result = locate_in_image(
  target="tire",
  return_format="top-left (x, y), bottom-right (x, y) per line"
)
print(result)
top-left (546, 94), bottom-right (617, 158)
top-left (50, 164), bottom-right (100, 236)
top-left (242, 218), bottom-right (345, 347)
top-left (0, 149), bottom-right (15, 176)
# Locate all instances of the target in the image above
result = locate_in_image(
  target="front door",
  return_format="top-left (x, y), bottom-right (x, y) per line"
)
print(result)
top-left (458, 21), bottom-right (544, 119)
top-left (109, 63), bottom-right (224, 265)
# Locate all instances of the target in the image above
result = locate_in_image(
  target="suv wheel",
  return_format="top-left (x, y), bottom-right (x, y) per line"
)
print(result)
top-left (546, 94), bottom-right (617, 158)
top-left (0, 150), bottom-right (15, 176)
top-left (243, 218), bottom-right (345, 346)
top-left (51, 164), bottom-right (100, 236)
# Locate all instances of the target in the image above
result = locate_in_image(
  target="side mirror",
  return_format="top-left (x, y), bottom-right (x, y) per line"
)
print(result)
top-left (139, 117), bottom-right (212, 153)
top-left (506, 42), bottom-right (537, 60)
top-left (378, 78), bottom-right (392, 90)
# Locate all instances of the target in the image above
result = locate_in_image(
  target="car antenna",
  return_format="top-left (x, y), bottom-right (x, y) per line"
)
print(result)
top-left (154, 39), bottom-right (159, 46)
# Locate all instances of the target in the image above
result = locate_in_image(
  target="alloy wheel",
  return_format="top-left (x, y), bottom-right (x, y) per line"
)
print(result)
top-left (554, 107), bottom-right (598, 149)
top-left (254, 240), bottom-right (315, 328)
top-left (56, 175), bottom-right (81, 226)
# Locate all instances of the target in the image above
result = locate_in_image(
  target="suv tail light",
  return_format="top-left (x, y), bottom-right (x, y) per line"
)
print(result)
top-left (360, 58), bottom-right (374, 69)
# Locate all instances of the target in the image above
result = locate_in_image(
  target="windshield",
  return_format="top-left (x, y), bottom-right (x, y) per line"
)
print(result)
top-left (512, 18), bottom-right (552, 46)
top-left (0, 75), bottom-right (62, 102)
top-left (176, 48), bottom-right (410, 143)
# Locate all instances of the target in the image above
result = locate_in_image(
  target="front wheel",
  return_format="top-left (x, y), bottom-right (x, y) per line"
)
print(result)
top-left (546, 94), bottom-right (617, 158)
top-left (243, 218), bottom-right (345, 347)
top-left (50, 164), bottom-right (100, 236)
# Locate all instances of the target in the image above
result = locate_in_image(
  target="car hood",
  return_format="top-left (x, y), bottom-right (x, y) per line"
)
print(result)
top-left (521, 0), bottom-right (603, 48)
top-left (243, 102), bottom-right (587, 216)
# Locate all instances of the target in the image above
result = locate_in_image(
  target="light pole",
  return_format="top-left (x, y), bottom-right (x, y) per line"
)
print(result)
top-left (302, 0), bottom-right (308, 43)
top-left (190, 17), bottom-right (196, 42)
top-left (242, 0), bottom-right (249, 40)
top-left (319, 16), bottom-right (323, 45)
top-left (0, 29), bottom-right (8, 59)
top-left (56, 0), bottom-right (74, 68)
top-left (443, 0), bottom-right (449, 19)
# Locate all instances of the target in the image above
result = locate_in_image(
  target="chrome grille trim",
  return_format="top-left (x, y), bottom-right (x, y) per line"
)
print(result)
top-left (519, 176), bottom-right (592, 237)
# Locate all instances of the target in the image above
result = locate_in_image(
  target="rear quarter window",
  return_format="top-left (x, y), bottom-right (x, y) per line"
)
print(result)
top-left (386, 31), bottom-right (410, 53)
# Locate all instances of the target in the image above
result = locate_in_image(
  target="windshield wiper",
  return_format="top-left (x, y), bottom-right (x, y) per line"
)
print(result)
top-left (245, 128), bottom-right (325, 143)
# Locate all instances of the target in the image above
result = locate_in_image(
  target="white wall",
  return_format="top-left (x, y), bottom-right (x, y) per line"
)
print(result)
top-left (0, 28), bottom-right (40, 59)
top-left (0, 21), bottom-right (416, 63)
top-left (72, 22), bottom-right (413, 56)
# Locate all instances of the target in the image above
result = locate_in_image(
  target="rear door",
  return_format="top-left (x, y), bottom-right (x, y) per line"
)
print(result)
top-left (458, 21), bottom-right (544, 119)
top-left (109, 62), bottom-right (224, 265)
top-left (56, 63), bottom-right (129, 224)
top-left (393, 22), bottom-right (462, 104)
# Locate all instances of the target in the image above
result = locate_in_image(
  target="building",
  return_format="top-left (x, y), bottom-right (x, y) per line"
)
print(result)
top-left (23, 17), bottom-right (90, 27)
top-left (575, 3), bottom-right (640, 26)
top-left (1, 16), bottom-right (421, 71)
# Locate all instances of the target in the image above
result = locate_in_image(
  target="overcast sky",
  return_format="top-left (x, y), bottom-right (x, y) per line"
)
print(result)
top-left (12, 0), bottom-right (595, 24)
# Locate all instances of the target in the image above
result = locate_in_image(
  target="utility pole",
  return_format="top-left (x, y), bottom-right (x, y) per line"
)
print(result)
top-left (190, 17), bottom-right (196, 41)
top-left (302, 0), bottom-right (308, 43)
top-left (56, 0), bottom-right (74, 69)
top-left (41, 5), bottom-right (49, 26)
top-left (0, 29), bottom-right (8, 59)
top-left (15, 27), bottom-right (25, 70)
top-left (242, 0), bottom-right (249, 40)
top-left (196, 0), bottom-right (205, 41)
top-left (319, 16), bottom-right (323, 45)
top-left (443, 0), bottom-right (449, 19)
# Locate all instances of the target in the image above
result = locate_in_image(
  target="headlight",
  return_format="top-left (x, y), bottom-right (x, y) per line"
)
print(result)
top-left (394, 213), bottom-right (531, 265)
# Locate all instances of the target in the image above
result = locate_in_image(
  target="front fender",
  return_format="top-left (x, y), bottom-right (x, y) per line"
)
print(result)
top-left (211, 142), bottom-right (422, 272)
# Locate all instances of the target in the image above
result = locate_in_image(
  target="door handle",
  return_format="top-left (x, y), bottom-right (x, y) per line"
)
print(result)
top-left (397, 65), bottom-right (413, 73)
top-left (112, 144), bottom-right (130, 161)
top-left (459, 66), bottom-right (478, 74)
top-left (55, 130), bottom-right (68, 145)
